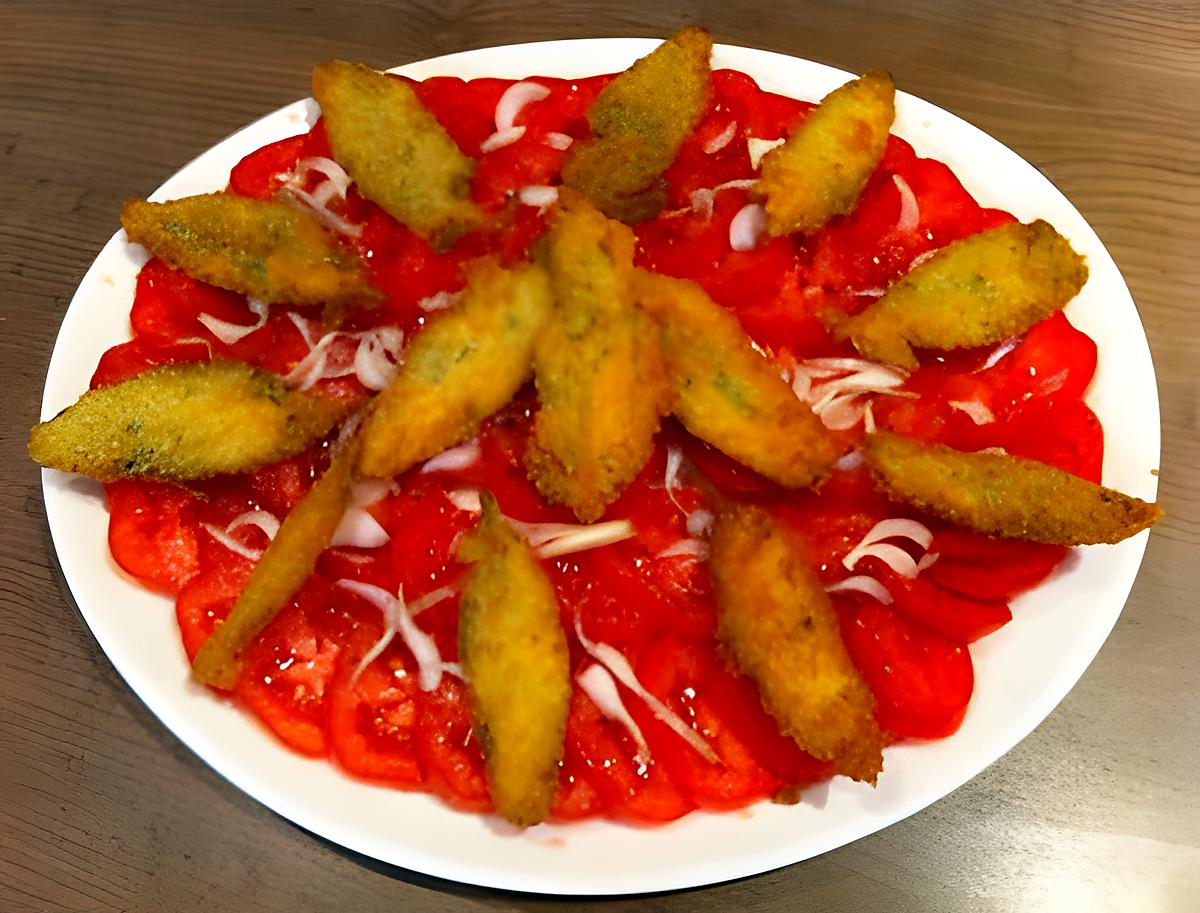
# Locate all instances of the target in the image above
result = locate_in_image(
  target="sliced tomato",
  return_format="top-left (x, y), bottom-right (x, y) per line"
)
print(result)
top-left (90, 337), bottom-right (211, 388)
top-left (550, 753), bottom-right (611, 822)
top-left (106, 480), bottom-right (203, 594)
top-left (925, 528), bottom-right (1067, 602)
top-left (416, 677), bottom-right (491, 813)
top-left (174, 558), bottom-right (253, 664)
top-left (228, 134), bottom-right (308, 199)
top-left (869, 564), bottom-right (1012, 643)
top-left (841, 600), bottom-right (974, 739)
top-left (130, 258), bottom-right (254, 344)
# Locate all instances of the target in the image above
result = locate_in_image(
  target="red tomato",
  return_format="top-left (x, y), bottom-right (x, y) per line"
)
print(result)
top-left (106, 480), bottom-right (202, 594)
top-left (550, 754), bottom-right (611, 821)
top-left (90, 337), bottom-right (211, 388)
top-left (416, 678), bottom-right (491, 812)
top-left (130, 258), bottom-right (253, 344)
top-left (870, 564), bottom-right (1013, 643)
top-left (174, 558), bottom-right (252, 664)
top-left (228, 134), bottom-right (308, 199)
top-left (926, 527), bottom-right (1067, 601)
top-left (841, 601), bottom-right (974, 739)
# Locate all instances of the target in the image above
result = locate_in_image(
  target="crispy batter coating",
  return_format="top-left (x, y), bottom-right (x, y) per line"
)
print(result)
top-left (756, 68), bottom-right (895, 237)
top-left (709, 504), bottom-right (885, 783)
top-left (192, 437), bottom-right (360, 689)
top-left (862, 430), bottom-right (1162, 545)
top-left (121, 194), bottom-right (378, 307)
top-left (357, 257), bottom-right (551, 478)
top-left (457, 493), bottom-right (571, 826)
top-left (28, 360), bottom-right (350, 482)
top-left (562, 26), bottom-right (712, 223)
top-left (526, 192), bottom-right (669, 522)
top-left (829, 220), bottom-right (1089, 370)
top-left (635, 271), bottom-right (839, 488)
top-left (312, 60), bottom-right (483, 251)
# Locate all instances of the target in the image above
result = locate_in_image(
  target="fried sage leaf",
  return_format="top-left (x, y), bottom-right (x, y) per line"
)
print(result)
top-left (862, 430), bottom-right (1161, 545)
top-left (29, 360), bottom-right (350, 482)
top-left (121, 193), bottom-right (378, 307)
top-left (191, 437), bottom-right (360, 689)
top-left (526, 192), bottom-right (669, 522)
top-left (709, 504), bottom-right (885, 783)
top-left (562, 26), bottom-right (712, 223)
top-left (829, 220), bottom-right (1089, 370)
top-left (458, 492), bottom-right (570, 827)
top-left (312, 60), bottom-right (483, 251)
top-left (357, 257), bottom-right (551, 478)
top-left (635, 271), bottom-right (839, 489)
top-left (756, 68), bottom-right (895, 237)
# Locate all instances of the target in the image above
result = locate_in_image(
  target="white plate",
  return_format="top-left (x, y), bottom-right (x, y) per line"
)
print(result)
top-left (41, 39), bottom-right (1160, 895)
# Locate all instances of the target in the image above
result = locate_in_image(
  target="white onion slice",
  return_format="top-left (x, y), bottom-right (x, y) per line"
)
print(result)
top-left (833, 450), bottom-right (865, 472)
top-left (851, 287), bottom-right (887, 298)
top-left (198, 297), bottom-right (268, 345)
top-left (747, 136), bottom-right (785, 168)
top-left (948, 399), bottom-right (995, 426)
top-left (893, 174), bottom-right (920, 232)
top-left (729, 202), bottom-right (768, 251)
top-left (908, 248), bottom-right (938, 270)
top-left (528, 520), bottom-right (635, 559)
top-left (330, 508), bottom-right (390, 549)
top-left (417, 290), bottom-right (461, 312)
top-left (337, 581), bottom-right (444, 691)
top-left (445, 488), bottom-right (483, 514)
top-left (863, 401), bottom-right (877, 434)
top-left (977, 336), bottom-right (1022, 372)
top-left (495, 81), bottom-right (551, 131)
top-left (714, 178), bottom-right (760, 192)
top-left (917, 551), bottom-right (941, 573)
top-left (686, 508), bottom-right (714, 538)
top-left (656, 538), bottom-right (709, 561)
top-left (825, 575), bottom-right (894, 604)
top-left (517, 184), bottom-right (559, 210)
top-left (353, 326), bottom-right (404, 391)
top-left (203, 509), bottom-right (280, 561)
top-left (703, 120), bottom-right (738, 154)
top-left (843, 542), bottom-right (920, 578)
top-left (480, 125), bottom-right (525, 153)
top-left (842, 518), bottom-right (935, 578)
top-left (543, 131), bottom-right (573, 150)
top-left (574, 617), bottom-right (719, 764)
top-left (407, 585), bottom-right (457, 617)
top-left (350, 477), bottom-right (394, 508)
top-left (281, 185), bottom-right (363, 237)
top-left (663, 445), bottom-right (686, 514)
top-left (577, 663), bottom-right (651, 772)
top-left (287, 311), bottom-right (318, 348)
top-left (420, 439), bottom-right (482, 474)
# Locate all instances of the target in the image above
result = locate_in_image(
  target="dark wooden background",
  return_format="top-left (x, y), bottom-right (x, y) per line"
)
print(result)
top-left (3, 2), bottom-right (1197, 910)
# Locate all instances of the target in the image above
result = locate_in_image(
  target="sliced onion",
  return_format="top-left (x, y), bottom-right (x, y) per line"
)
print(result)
top-left (528, 520), bottom-right (635, 559)
top-left (713, 178), bottom-right (759, 192)
top-left (417, 290), bottom-right (461, 312)
top-left (350, 477), bottom-right (394, 508)
top-left (863, 400), bottom-right (877, 434)
top-left (748, 136), bottom-right (785, 168)
top-left (814, 393), bottom-right (866, 431)
top-left (407, 585), bottom-right (457, 617)
top-left (287, 310), bottom-right (318, 348)
top-left (664, 444), bottom-right (685, 513)
top-left (1037, 368), bottom-right (1069, 396)
top-left (495, 81), bottom-right (551, 131)
top-left (703, 121), bottom-right (738, 154)
top-left (543, 131), bottom-right (573, 150)
top-left (800, 356), bottom-right (908, 374)
top-left (686, 508), bottom-right (714, 538)
top-left (656, 538), bottom-right (708, 561)
top-left (850, 517), bottom-right (935, 552)
top-left (977, 336), bottom-right (1022, 372)
top-left (917, 551), bottom-right (940, 573)
top-left (203, 509), bottom-right (280, 561)
top-left (337, 581), bottom-right (444, 691)
top-left (577, 663), bottom-right (651, 771)
top-left (833, 450), bottom-right (865, 472)
top-left (689, 187), bottom-right (715, 221)
top-left (294, 157), bottom-right (352, 200)
top-left (948, 399), bottom-right (995, 426)
top-left (480, 125), bottom-right (525, 153)
top-left (825, 575), bottom-right (894, 604)
top-left (353, 326), bottom-right (404, 391)
top-left (420, 439), bottom-right (482, 474)
top-left (574, 617), bottom-right (719, 764)
top-left (893, 174), bottom-right (920, 232)
top-left (851, 287), bottom-right (887, 298)
top-left (729, 202), bottom-right (768, 252)
top-left (908, 248), bottom-right (938, 270)
top-left (198, 297), bottom-right (268, 345)
top-left (331, 507), bottom-right (390, 549)
top-left (445, 488), bottom-right (482, 513)
top-left (280, 185), bottom-right (362, 237)
top-left (842, 518), bottom-right (935, 578)
top-left (517, 184), bottom-right (559, 209)
top-left (843, 542), bottom-right (920, 578)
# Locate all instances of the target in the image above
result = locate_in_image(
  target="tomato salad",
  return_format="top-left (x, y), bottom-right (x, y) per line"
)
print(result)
top-left (91, 66), bottom-right (1103, 823)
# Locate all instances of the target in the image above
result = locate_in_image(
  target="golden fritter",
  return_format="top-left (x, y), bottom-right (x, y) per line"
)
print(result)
top-left (191, 436), bottom-right (359, 688)
top-left (28, 360), bottom-right (351, 482)
top-left (457, 492), bottom-right (571, 827)
top-left (562, 26), bottom-right (712, 223)
top-left (526, 192), bottom-right (669, 522)
top-left (708, 504), bottom-right (885, 783)
top-left (634, 271), bottom-right (839, 489)
top-left (357, 257), bottom-right (551, 478)
top-left (312, 60), bottom-right (483, 251)
top-left (862, 430), bottom-right (1161, 545)
top-left (121, 194), bottom-right (378, 307)
top-left (828, 220), bottom-right (1089, 370)
top-left (756, 68), bottom-right (895, 237)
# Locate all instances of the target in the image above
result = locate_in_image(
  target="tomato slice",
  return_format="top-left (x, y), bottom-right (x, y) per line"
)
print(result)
top-left (925, 528), bottom-right (1067, 602)
top-left (415, 678), bottom-right (491, 813)
top-left (228, 134), bottom-right (308, 199)
top-left (550, 753), bottom-right (611, 821)
top-left (106, 480), bottom-right (203, 594)
top-left (90, 337), bottom-right (211, 389)
top-left (871, 565), bottom-right (1012, 643)
top-left (174, 558), bottom-right (253, 664)
top-left (841, 601), bottom-right (974, 739)
top-left (130, 258), bottom-right (254, 344)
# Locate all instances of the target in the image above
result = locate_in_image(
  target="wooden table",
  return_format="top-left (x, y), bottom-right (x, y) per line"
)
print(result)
top-left (4, 2), bottom-right (1197, 910)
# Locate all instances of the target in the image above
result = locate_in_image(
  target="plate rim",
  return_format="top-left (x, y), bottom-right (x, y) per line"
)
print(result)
top-left (40, 37), bottom-right (1160, 896)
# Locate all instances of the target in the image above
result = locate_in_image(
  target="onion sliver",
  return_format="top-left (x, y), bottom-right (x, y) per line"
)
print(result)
top-left (703, 120), bottom-right (738, 154)
top-left (494, 80), bottom-right (550, 131)
top-left (480, 125), bottom-right (524, 153)
top-left (747, 136), bottom-right (785, 168)
top-left (577, 663), bottom-right (651, 771)
top-left (893, 174), bottom-right (920, 232)
top-left (825, 575), bottom-right (894, 604)
top-left (948, 399), bottom-right (995, 426)
top-left (337, 581), bottom-right (444, 691)
top-left (656, 538), bottom-right (709, 561)
top-left (330, 507), bottom-right (390, 549)
top-left (729, 202), bottom-right (768, 251)
top-left (420, 439), bottom-right (482, 474)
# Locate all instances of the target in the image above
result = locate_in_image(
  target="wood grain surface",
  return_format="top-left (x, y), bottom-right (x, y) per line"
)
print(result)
top-left (3, 1), bottom-right (1198, 910)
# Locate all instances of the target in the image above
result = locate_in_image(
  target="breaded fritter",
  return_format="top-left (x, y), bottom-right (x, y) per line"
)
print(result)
top-left (526, 192), bottom-right (669, 522)
top-left (121, 194), bottom-right (378, 307)
top-left (862, 430), bottom-right (1162, 545)
top-left (828, 220), bottom-right (1089, 370)
top-left (756, 68), bottom-right (895, 237)
top-left (28, 360), bottom-right (350, 482)
top-left (312, 60), bottom-right (483, 251)
top-left (708, 504), bottom-right (885, 783)
top-left (457, 492), bottom-right (571, 826)
top-left (357, 257), bottom-right (551, 478)
top-left (562, 26), bottom-right (712, 223)
top-left (192, 437), bottom-right (360, 689)
top-left (634, 271), bottom-right (839, 489)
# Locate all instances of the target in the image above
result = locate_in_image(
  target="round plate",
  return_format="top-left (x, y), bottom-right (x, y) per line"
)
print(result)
top-left (40, 39), bottom-right (1160, 895)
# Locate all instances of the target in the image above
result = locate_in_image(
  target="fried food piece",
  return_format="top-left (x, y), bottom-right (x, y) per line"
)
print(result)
top-left (121, 194), bottom-right (378, 307)
top-left (709, 504), bottom-right (885, 783)
top-left (457, 492), bottom-right (570, 826)
top-left (828, 220), bottom-right (1089, 370)
top-left (312, 60), bottom-right (483, 251)
top-left (526, 192), bottom-right (669, 522)
top-left (635, 271), bottom-right (839, 488)
top-left (192, 437), bottom-right (360, 689)
top-left (756, 68), bottom-right (895, 237)
top-left (28, 360), bottom-right (350, 482)
top-left (562, 26), bottom-right (712, 223)
top-left (862, 430), bottom-right (1162, 545)
top-left (357, 257), bottom-right (551, 478)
